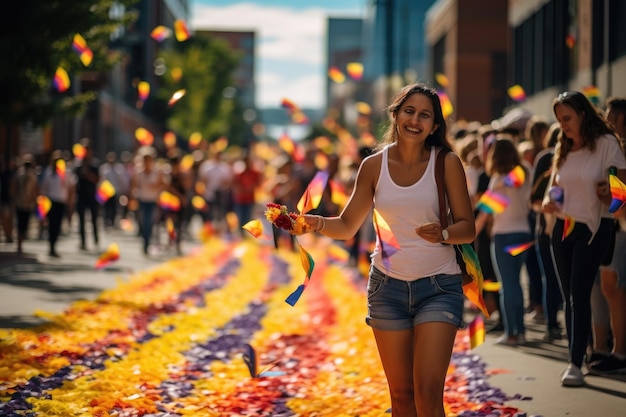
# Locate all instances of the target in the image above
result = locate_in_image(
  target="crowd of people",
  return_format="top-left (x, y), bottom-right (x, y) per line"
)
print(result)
top-left (0, 87), bottom-right (625, 407)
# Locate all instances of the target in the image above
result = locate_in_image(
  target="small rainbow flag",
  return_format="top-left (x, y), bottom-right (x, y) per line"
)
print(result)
top-left (608, 170), bottom-right (626, 213)
top-left (96, 180), bottom-right (116, 204)
top-left (476, 190), bottom-right (510, 214)
top-left (150, 25), bottom-right (172, 42)
top-left (582, 85), bottom-right (601, 103)
top-left (372, 209), bottom-right (400, 272)
top-left (346, 62), bottom-right (363, 81)
top-left (329, 179), bottom-right (349, 210)
top-left (296, 170), bottom-right (329, 214)
top-left (53, 67), bottom-right (71, 93)
top-left (468, 315), bottom-right (486, 349)
top-left (72, 33), bottom-right (93, 66)
top-left (95, 243), bottom-right (120, 269)
top-left (36, 196), bottom-right (52, 219)
top-left (504, 165), bottom-right (525, 188)
top-left (158, 191), bottom-right (181, 212)
top-left (507, 84), bottom-right (526, 102)
top-left (281, 98), bottom-right (298, 112)
top-left (562, 215), bottom-right (575, 241)
top-left (285, 244), bottom-right (315, 306)
top-left (328, 66), bottom-right (345, 83)
top-left (174, 19), bottom-right (190, 42)
top-left (505, 241), bottom-right (534, 256)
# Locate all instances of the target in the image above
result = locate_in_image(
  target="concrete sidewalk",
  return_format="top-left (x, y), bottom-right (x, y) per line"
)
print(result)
top-left (0, 219), bottom-right (625, 416)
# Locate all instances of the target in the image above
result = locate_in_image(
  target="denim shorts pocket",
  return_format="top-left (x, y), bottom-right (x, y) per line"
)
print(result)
top-left (367, 267), bottom-right (386, 298)
top-left (433, 273), bottom-right (463, 295)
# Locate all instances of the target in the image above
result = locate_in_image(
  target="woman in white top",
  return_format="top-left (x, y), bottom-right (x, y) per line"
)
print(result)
top-left (542, 91), bottom-right (626, 387)
top-left (303, 83), bottom-right (475, 417)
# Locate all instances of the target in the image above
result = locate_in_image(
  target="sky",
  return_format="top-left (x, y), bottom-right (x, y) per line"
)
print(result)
top-left (190, 0), bottom-right (366, 110)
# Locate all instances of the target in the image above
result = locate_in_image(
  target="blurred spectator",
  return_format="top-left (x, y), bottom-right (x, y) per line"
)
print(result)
top-left (99, 151), bottom-right (128, 229)
top-left (0, 156), bottom-right (16, 243)
top-left (231, 150), bottom-right (263, 237)
top-left (74, 138), bottom-right (100, 250)
top-left (11, 154), bottom-right (38, 254)
top-left (40, 150), bottom-right (76, 257)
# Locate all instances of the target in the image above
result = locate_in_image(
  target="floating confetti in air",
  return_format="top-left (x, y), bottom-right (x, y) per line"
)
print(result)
top-left (213, 136), bottom-right (229, 152)
top-left (346, 62), bottom-right (363, 81)
top-left (135, 127), bottom-right (154, 146)
top-left (372, 209), bottom-right (400, 272)
top-left (163, 131), bottom-right (177, 149)
top-left (150, 25), bottom-right (172, 42)
top-left (483, 280), bottom-right (501, 292)
top-left (435, 72), bottom-right (449, 88)
top-left (174, 19), bottom-right (190, 41)
top-left (281, 98), bottom-right (298, 112)
top-left (329, 179), bottom-right (349, 209)
top-left (328, 66), bottom-right (345, 83)
top-left (504, 165), bottom-right (526, 188)
top-left (562, 215), bottom-right (575, 241)
top-left (508, 84), bottom-right (526, 102)
top-left (72, 143), bottom-right (86, 160)
top-left (297, 170), bottom-right (330, 214)
top-left (438, 91), bottom-right (453, 118)
top-left (55, 159), bottom-right (66, 181)
top-left (609, 167), bottom-right (626, 213)
top-left (191, 195), bottom-right (208, 211)
top-left (171, 66), bottom-right (183, 82)
top-left (166, 217), bottom-right (176, 241)
top-left (158, 191), bottom-right (181, 212)
top-left (188, 132), bottom-right (202, 149)
top-left (96, 180), bottom-right (116, 204)
top-left (94, 243), bottom-right (120, 269)
top-left (476, 190), bottom-right (510, 214)
top-left (327, 244), bottom-right (350, 263)
top-left (468, 315), bottom-right (486, 349)
top-left (242, 219), bottom-right (263, 238)
top-left (355, 101), bottom-right (371, 115)
top-left (505, 241), bottom-right (534, 256)
top-left (137, 81), bottom-right (150, 102)
top-left (36, 195), bottom-right (52, 219)
top-left (72, 33), bottom-right (93, 66)
top-left (168, 89), bottom-right (186, 106)
top-left (180, 154), bottom-right (195, 172)
top-left (242, 344), bottom-right (285, 377)
top-left (53, 67), bottom-right (70, 92)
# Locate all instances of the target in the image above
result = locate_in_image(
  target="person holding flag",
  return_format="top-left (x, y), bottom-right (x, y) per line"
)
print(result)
top-left (542, 91), bottom-right (626, 386)
top-left (302, 83), bottom-right (475, 417)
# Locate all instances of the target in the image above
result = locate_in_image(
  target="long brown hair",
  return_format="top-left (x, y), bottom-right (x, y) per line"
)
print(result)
top-left (552, 91), bottom-right (617, 167)
top-left (377, 83), bottom-right (454, 153)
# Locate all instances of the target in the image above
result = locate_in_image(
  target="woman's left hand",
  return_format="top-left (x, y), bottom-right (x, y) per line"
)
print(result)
top-left (415, 222), bottom-right (445, 243)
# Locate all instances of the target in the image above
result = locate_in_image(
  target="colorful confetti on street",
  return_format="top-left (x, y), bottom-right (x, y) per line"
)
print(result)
top-left (0, 238), bottom-right (530, 416)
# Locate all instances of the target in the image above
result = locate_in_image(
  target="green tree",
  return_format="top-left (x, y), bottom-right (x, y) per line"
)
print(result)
top-left (0, 1), bottom-right (138, 134)
top-left (157, 36), bottom-right (246, 148)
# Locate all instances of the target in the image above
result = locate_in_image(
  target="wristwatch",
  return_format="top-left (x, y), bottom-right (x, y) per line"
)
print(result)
top-left (441, 229), bottom-right (449, 242)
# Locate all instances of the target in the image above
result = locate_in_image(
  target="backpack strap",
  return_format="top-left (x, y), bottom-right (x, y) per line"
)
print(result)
top-left (435, 148), bottom-right (449, 229)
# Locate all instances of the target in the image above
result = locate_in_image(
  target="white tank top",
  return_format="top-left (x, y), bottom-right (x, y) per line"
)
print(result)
top-left (371, 146), bottom-right (461, 280)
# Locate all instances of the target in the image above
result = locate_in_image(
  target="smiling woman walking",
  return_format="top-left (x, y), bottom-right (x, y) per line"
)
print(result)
top-left (301, 83), bottom-right (475, 416)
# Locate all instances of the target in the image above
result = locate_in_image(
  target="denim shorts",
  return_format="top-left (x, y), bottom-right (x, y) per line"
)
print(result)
top-left (602, 227), bottom-right (626, 288)
top-left (365, 266), bottom-right (465, 331)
